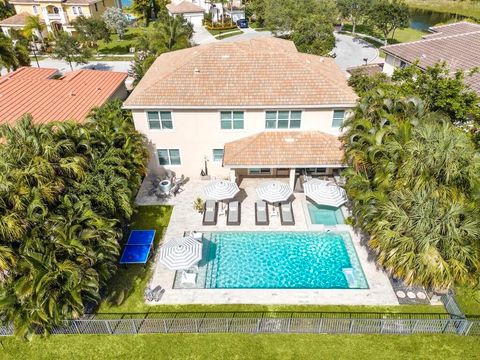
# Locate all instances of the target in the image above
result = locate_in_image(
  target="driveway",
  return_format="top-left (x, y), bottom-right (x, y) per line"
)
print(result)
top-left (332, 33), bottom-right (379, 70)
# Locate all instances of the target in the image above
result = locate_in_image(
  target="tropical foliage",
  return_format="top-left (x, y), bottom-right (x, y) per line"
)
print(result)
top-left (72, 16), bottom-right (111, 50)
top-left (341, 92), bottom-right (480, 290)
top-left (0, 33), bottom-right (18, 71)
top-left (0, 101), bottom-right (148, 338)
top-left (52, 32), bottom-right (92, 71)
top-left (0, 1), bottom-right (14, 21)
top-left (262, 0), bottom-right (337, 55)
top-left (102, 7), bottom-right (129, 39)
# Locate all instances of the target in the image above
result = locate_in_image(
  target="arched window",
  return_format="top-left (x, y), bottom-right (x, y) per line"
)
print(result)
top-left (53, 6), bottom-right (59, 14)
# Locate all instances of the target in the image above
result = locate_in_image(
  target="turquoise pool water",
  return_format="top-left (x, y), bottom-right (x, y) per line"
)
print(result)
top-left (307, 203), bottom-right (345, 225)
top-left (202, 232), bottom-right (368, 289)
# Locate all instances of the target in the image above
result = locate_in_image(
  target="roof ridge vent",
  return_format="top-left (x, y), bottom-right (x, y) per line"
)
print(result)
top-left (194, 68), bottom-right (200, 74)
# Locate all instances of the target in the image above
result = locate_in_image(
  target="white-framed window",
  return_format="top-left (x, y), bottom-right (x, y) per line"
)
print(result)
top-left (157, 149), bottom-right (181, 165)
top-left (220, 111), bottom-right (244, 129)
top-left (72, 6), bottom-right (78, 15)
top-left (78, 6), bottom-right (83, 15)
top-left (248, 168), bottom-right (272, 175)
top-left (212, 149), bottom-right (224, 162)
top-left (147, 111), bottom-right (173, 130)
top-left (332, 110), bottom-right (345, 128)
top-left (265, 110), bottom-right (301, 129)
top-left (32, 5), bottom-right (38, 14)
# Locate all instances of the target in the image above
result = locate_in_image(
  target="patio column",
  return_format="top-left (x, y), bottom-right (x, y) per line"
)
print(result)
top-left (229, 169), bottom-right (237, 184)
top-left (289, 168), bottom-right (296, 192)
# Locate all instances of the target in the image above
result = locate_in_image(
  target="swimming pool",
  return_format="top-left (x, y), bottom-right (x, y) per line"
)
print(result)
top-left (200, 232), bottom-right (368, 289)
top-left (307, 202), bottom-right (345, 225)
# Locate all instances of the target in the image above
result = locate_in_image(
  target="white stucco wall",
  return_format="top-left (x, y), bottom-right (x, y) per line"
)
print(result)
top-left (132, 107), bottom-right (351, 179)
top-left (383, 54), bottom-right (404, 76)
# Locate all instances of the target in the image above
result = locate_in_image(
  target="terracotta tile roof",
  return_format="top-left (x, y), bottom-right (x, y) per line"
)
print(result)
top-left (0, 67), bottom-right (127, 125)
top-left (124, 38), bottom-right (357, 108)
top-left (223, 131), bottom-right (344, 167)
top-left (382, 30), bottom-right (480, 72)
top-left (423, 21), bottom-right (480, 39)
top-left (166, 1), bottom-right (204, 14)
top-left (0, 12), bottom-right (30, 26)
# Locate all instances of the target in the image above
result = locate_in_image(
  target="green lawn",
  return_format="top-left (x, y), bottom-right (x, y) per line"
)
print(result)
top-left (406, 0), bottom-right (480, 20)
top-left (342, 23), bottom-right (425, 44)
top-left (455, 286), bottom-right (480, 315)
top-left (216, 30), bottom-right (244, 40)
top-left (97, 27), bottom-right (144, 55)
top-left (2, 334), bottom-right (479, 359)
top-left (98, 205), bottom-right (173, 313)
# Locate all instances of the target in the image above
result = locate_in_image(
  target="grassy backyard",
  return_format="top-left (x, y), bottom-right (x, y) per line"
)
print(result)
top-left (342, 23), bottom-right (425, 45)
top-left (97, 27), bottom-right (144, 55)
top-left (99, 205), bottom-right (173, 313)
top-left (406, 0), bottom-right (480, 20)
top-left (2, 334), bottom-right (479, 359)
top-left (456, 286), bottom-right (480, 315)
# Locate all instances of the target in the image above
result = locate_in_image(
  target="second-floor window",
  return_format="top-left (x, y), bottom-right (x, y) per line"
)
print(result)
top-left (32, 5), bottom-right (38, 14)
top-left (212, 149), bottom-right (224, 162)
top-left (73, 6), bottom-right (78, 15)
top-left (220, 111), bottom-right (244, 129)
top-left (78, 7), bottom-right (83, 15)
top-left (147, 111), bottom-right (173, 130)
top-left (332, 110), bottom-right (345, 128)
top-left (265, 110), bottom-right (301, 129)
top-left (157, 149), bottom-right (181, 165)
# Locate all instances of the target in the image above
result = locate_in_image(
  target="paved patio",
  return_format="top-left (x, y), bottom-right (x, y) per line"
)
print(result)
top-left (136, 176), bottom-right (398, 305)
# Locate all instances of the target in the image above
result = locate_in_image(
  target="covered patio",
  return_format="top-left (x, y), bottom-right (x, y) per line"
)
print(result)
top-left (223, 131), bottom-right (346, 190)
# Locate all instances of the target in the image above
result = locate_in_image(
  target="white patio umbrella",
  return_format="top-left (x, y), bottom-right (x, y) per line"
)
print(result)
top-left (256, 181), bottom-right (293, 203)
top-left (303, 179), bottom-right (347, 208)
top-left (203, 180), bottom-right (239, 201)
top-left (158, 236), bottom-right (203, 270)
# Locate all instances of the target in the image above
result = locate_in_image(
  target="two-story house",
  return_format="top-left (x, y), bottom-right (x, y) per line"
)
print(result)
top-left (166, 0), bottom-right (244, 26)
top-left (1, 0), bottom-right (121, 37)
top-left (123, 38), bottom-right (357, 189)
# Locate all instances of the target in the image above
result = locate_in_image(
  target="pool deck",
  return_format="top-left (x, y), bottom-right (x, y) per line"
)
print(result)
top-left (136, 177), bottom-right (399, 305)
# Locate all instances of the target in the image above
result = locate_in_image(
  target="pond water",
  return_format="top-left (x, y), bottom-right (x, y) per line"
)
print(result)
top-left (409, 8), bottom-right (465, 31)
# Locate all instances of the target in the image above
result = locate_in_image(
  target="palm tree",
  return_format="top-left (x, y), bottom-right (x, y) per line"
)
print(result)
top-left (0, 34), bottom-right (18, 71)
top-left (341, 93), bottom-right (480, 290)
top-left (24, 15), bottom-right (46, 48)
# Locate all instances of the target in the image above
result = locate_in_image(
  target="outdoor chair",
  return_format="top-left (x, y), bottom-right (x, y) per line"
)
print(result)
top-left (255, 200), bottom-right (269, 225)
top-left (202, 200), bottom-right (218, 225)
top-left (227, 201), bottom-right (241, 225)
top-left (181, 271), bottom-right (197, 285)
top-left (280, 202), bottom-right (295, 225)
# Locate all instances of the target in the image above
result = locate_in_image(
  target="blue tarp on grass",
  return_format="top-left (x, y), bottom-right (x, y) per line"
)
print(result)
top-left (119, 230), bottom-right (156, 264)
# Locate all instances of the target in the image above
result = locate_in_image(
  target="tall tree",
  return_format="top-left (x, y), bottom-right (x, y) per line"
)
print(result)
top-left (72, 16), bottom-right (111, 50)
top-left (52, 32), bottom-right (92, 71)
top-left (264, 0), bottom-right (338, 55)
top-left (0, 33), bottom-right (18, 71)
top-left (102, 7), bottom-right (129, 39)
top-left (131, 0), bottom-right (159, 26)
top-left (336, 0), bottom-right (371, 34)
top-left (0, 0), bottom-right (14, 21)
top-left (24, 15), bottom-right (46, 46)
top-left (370, 0), bottom-right (409, 43)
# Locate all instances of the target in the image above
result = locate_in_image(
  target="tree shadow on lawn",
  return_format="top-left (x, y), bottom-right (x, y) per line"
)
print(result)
top-left (99, 205), bottom-right (173, 313)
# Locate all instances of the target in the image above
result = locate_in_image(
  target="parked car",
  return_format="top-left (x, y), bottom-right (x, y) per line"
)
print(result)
top-left (236, 19), bottom-right (249, 29)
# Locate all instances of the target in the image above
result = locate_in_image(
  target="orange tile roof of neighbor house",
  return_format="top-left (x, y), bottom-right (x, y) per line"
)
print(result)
top-left (223, 131), bottom-right (344, 167)
top-left (0, 67), bottom-right (127, 125)
top-left (0, 12), bottom-right (30, 26)
top-left (166, 1), bottom-right (204, 14)
top-left (124, 38), bottom-right (358, 109)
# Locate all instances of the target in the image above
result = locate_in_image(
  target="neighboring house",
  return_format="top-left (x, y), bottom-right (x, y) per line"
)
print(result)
top-left (123, 38), bottom-right (357, 189)
top-left (382, 21), bottom-right (480, 94)
top-left (0, 0), bottom-right (121, 37)
top-left (0, 67), bottom-right (127, 124)
top-left (167, 0), bottom-right (245, 25)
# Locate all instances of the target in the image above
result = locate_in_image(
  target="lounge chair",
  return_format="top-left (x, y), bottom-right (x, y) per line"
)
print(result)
top-left (280, 202), bottom-right (295, 225)
top-left (255, 200), bottom-right (269, 225)
top-left (227, 201), bottom-right (241, 225)
top-left (202, 200), bottom-right (218, 225)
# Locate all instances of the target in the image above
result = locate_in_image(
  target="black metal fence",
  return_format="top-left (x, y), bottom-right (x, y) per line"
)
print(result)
top-left (1, 311), bottom-right (479, 337)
